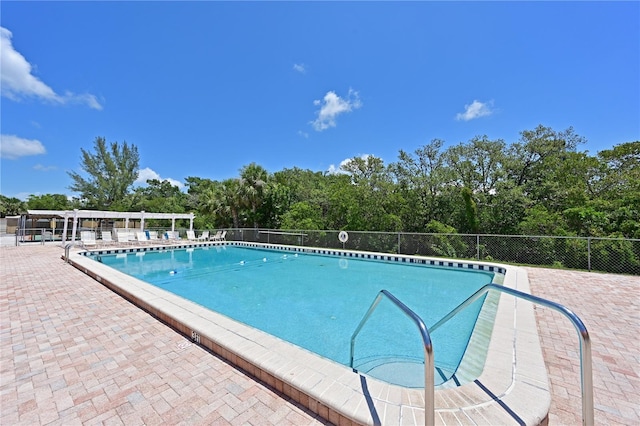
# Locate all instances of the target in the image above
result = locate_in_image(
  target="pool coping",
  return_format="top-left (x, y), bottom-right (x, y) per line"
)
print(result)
top-left (66, 241), bottom-right (550, 426)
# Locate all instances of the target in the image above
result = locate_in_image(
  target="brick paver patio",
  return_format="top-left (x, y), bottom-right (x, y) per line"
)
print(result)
top-left (1, 244), bottom-right (639, 425)
top-left (1, 245), bottom-right (328, 425)
top-left (527, 268), bottom-right (640, 425)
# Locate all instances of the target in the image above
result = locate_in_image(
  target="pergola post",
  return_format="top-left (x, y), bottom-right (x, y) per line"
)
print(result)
top-left (62, 214), bottom-right (69, 243)
top-left (71, 209), bottom-right (79, 243)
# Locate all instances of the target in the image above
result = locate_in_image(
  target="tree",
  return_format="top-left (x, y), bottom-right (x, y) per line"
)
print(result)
top-left (337, 155), bottom-right (401, 231)
top-left (280, 201), bottom-right (323, 230)
top-left (390, 139), bottom-right (452, 231)
top-left (211, 178), bottom-right (244, 228)
top-left (0, 195), bottom-right (26, 217)
top-left (272, 168), bottom-right (333, 226)
top-left (239, 163), bottom-right (269, 228)
top-left (26, 193), bottom-right (71, 210)
top-left (445, 136), bottom-right (506, 195)
top-left (131, 179), bottom-right (187, 213)
top-left (505, 125), bottom-right (585, 200)
top-left (67, 137), bottom-right (140, 210)
top-left (460, 187), bottom-right (480, 233)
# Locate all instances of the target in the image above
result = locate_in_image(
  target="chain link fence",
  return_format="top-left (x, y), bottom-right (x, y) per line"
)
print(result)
top-left (4, 223), bottom-right (638, 275)
top-left (225, 229), bottom-right (640, 276)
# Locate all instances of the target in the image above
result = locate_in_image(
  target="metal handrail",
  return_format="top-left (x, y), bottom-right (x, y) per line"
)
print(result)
top-left (64, 242), bottom-right (85, 263)
top-left (350, 290), bottom-right (434, 426)
top-left (429, 283), bottom-right (593, 426)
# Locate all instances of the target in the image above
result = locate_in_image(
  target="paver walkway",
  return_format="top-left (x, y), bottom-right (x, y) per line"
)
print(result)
top-left (1, 245), bottom-right (328, 425)
top-left (1, 244), bottom-right (639, 425)
top-left (526, 268), bottom-right (640, 425)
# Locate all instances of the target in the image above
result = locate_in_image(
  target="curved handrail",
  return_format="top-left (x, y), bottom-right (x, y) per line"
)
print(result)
top-left (64, 242), bottom-right (85, 263)
top-left (429, 283), bottom-right (593, 426)
top-left (350, 289), bottom-right (434, 426)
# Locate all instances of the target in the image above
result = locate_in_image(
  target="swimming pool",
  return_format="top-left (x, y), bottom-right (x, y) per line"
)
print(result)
top-left (69, 241), bottom-right (550, 425)
top-left (94, 246), bottom-right (495, 387)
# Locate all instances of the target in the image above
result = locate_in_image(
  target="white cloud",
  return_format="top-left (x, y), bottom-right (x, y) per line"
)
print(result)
top-left (33, 164), bottom-right (57, 172)
top-left (327, 155), bottom-right (372, 175)
top-left (0, 134), bottom-right (46, 159)
top-left (455, 100), bottom-right (494, 121)
top-left (311, 89), bottom-right (362, 131)
top-left (135, 167), bottom-right (184, 189)
top-left (293, 63), bottom-right (306, 74)
top-left (13, 192), bottom-right (33, 201)
top-left (297, 130), bottom-right (309, 139)
top-left (326, 164), bottom-right (341, 175)
top-left (0, 26), bottom-right (103, 110)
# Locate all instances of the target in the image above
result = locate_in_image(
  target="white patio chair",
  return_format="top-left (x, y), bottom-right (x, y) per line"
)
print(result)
top-left (136, 231), bottom-right (150, 245)
top-left (115, 231), bottom-right (131, 245)
top-left (100, 232), bottom-right (114, 246)
top-left (81, 231), bottom-right (97, 247)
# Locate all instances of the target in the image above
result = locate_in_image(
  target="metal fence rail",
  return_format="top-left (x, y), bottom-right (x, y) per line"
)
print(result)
top-left (226, 229), bottom-right (640, 275)
top-left (6, 226), bottom-right (638, 275)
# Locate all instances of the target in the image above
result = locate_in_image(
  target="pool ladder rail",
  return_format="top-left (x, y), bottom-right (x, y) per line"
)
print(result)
top-left (350, 283), bottom-right (594, 426)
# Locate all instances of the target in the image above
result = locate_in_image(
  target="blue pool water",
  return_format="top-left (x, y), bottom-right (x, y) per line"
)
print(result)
top-left (94, 246), bottom-right (494, 386)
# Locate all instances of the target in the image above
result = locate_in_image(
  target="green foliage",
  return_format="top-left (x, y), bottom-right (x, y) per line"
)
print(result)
top-left (460, 187), bottom-right (480, 233)
top-left (422, 220), bottom-right (468, 258)
top-left (240, 163), bottom-right (269, 228)
top-left (57, 128), bottom-right (638, 264)
top-left (67, 137), bottom-right (140, 209)
top-left (0, 195), bottom-right (26, 217)
top-left (390, 139), bottom-right (451, 230)
top-left (519, 205), bottom-right (565, 236)
top-left (131, 179), bottom-right (187, 213)
top-left (26, 193), bottom-right (72, 210)
top-left (280, 201), bottom-right (323, 230)
top-left (590, 237), bottom-right (640, 275)
top-left (563, 204), bottom-right (609, 237)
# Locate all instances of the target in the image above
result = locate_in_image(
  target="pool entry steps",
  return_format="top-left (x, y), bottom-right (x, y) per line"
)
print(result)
top-left (65, 241), bottom-right (593, 426)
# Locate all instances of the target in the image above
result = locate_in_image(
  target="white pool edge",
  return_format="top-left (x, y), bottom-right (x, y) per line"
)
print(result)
top-left (67, 242), bottom-right (550, 426)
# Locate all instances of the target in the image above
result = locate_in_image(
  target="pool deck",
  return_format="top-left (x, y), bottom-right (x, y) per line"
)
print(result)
top-left (2, 244), bottom-right (639, 425)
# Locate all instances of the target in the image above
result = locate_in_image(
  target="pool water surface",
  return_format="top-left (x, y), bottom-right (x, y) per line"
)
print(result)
top-left (95, 246), bottom-right (495, 387)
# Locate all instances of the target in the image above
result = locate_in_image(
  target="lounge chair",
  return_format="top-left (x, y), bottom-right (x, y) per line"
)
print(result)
top-left (212, 230), bottom-right (226, 241)
top-left (209, 230), bottom-right (222, 241)
top-left (136, 231), bottom-right (150, 245)
top-left (148, 231), bottom-right (163, 244)
top-left (115, 231), bottom-right (131, 245)
top-left (164, 231), bottom-right (181, 243)
top-left (186, 230), bottom-right (197, 241)
top-left (197, 230), bottom-right (209, 241)
top-left (81, 231), bottom-right (97, 247)
top-left (100, 232), bottom-right (114, 246)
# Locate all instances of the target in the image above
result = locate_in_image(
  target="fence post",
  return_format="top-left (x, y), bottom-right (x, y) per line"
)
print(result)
top-left (398, 232), bottom-right (401, 254)
top-left (476, 234), bottom-right (480, 260)
top-left (587, 237), bottom-right (591, 272)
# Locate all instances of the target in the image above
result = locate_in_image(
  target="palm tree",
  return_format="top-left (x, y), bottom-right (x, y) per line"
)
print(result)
top-left (218, 179), bottom-right (243, 228)
top-left (239, 163), bottom-right (268, 228)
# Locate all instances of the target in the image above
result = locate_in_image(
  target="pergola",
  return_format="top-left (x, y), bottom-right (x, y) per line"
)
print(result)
top-left (25, 209), bottom-right (195, 243)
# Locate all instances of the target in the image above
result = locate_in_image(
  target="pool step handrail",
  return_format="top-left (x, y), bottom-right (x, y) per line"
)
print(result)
top-left (350, 289), bottom-right (435, 426)
top-left (64, 241), bottom-right (85, 263)
top-left (429, 283), bottom-right (594, 426)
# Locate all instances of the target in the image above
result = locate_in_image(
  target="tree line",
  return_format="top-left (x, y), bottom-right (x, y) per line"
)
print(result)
top-left (1, 127), bottom-right (638, 240)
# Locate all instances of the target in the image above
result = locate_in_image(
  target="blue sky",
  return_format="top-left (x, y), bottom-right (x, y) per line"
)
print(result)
top-left (1, 1), bottom-right (638, 200)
